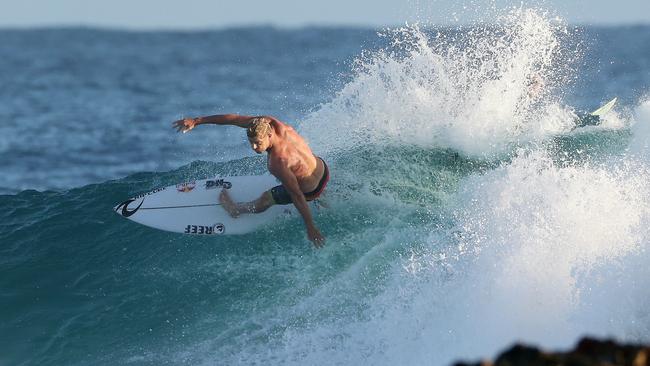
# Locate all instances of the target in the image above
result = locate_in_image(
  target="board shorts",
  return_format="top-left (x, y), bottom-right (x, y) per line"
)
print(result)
top-left (270, 157), bottom-right (329, 205)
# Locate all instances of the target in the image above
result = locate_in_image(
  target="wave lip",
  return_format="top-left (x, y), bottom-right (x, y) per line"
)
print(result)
top-left (305, 9), bottom-right (580, 158)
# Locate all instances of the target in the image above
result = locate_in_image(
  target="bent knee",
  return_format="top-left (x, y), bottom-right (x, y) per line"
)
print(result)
top-left (252, 191), bottom-right (275, 213)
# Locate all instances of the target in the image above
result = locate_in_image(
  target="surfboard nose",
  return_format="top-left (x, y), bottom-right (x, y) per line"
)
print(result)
top-left (114, 198), bottom-right (144, 217)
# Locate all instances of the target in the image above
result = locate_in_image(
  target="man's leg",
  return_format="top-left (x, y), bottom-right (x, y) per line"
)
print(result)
top-left (219, 189), bottom-right (274, 218)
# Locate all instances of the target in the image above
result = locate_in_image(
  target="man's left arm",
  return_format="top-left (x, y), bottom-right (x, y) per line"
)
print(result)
top-left (271, 162), bottom-right (324, 248)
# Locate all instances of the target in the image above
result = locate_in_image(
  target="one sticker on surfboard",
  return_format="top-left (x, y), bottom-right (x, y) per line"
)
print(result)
top-left (183, 223), bottom-right (224, 235)
top-left (205, 179), bottom-right (232, 190)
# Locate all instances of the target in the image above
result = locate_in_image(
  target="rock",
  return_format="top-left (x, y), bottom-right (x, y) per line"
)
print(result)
top-left (454, 337), bottom-right (650, 366)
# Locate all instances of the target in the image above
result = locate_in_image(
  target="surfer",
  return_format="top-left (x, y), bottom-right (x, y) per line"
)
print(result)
top-left (172, 114), bottom-right (328, 247)
top-left (526, 74), bottom-right (616, 129)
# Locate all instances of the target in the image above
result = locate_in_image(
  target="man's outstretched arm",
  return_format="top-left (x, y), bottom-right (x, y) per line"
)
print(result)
top-left (172, 114), bottom-right (255, 133)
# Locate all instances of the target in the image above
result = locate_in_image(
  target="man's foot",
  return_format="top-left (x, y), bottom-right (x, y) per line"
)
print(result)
top-left (219, 189), bottom-right (240, 218)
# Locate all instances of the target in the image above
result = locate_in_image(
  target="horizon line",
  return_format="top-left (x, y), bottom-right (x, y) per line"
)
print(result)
top-left (1, 20), bottom-right (649, 32)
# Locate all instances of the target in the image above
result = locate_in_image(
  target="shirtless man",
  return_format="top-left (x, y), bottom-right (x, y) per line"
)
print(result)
top-left (172, 114), bottom-right (328, 247)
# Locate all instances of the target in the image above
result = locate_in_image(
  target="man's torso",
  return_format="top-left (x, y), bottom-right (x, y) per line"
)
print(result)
top-left (267, 121), bottom-right (324, 193)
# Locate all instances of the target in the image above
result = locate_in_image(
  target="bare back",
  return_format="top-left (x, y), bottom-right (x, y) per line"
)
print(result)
top-left (266, 119), bottom-right (324, 193)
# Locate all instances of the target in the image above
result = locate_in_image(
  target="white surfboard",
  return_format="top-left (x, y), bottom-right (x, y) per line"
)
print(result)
top-left (589, 97), bottom-right (617, 116)
top-left (114, 175), bottom-right (308, 235)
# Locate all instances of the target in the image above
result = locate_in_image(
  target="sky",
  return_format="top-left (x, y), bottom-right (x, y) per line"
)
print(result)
top-left (1, 0), bottom-right (649, 29)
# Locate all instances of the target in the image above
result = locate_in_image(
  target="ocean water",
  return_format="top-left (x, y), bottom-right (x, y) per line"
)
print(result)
top-left (2, 8), bottom-right (650, 366)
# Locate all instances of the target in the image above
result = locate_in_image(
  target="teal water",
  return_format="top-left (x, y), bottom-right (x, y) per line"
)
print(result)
top-left (0, 150), bottom-right (459, 364)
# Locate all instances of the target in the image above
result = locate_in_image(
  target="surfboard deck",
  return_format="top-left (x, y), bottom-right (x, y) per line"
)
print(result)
top-left (114, 175), bottom-right (309, 235)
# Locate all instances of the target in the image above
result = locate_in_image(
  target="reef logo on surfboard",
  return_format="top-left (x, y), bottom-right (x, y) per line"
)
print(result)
top-left (184, 223), bottom-right (225, 235)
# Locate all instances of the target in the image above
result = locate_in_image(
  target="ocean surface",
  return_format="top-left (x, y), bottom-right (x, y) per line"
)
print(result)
top-left (2, 9), bottom-right (650, 366)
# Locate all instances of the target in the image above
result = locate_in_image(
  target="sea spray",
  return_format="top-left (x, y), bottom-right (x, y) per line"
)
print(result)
top-left (249, 149), bottom-right (650, 366)
top-left (197, 10), bottom-right (650, 366)
top-left (628, 99), bottom-right (650, 159)
top-left (304, 8), bottom-right (579, 158)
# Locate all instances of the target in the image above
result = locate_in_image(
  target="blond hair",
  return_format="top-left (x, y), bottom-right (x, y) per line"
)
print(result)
top-left (247, 117), bottom-right (272, 138)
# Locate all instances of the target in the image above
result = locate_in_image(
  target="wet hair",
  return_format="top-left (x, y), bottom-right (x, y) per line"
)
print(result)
top-left (247, 117), bottom-right (272, 139)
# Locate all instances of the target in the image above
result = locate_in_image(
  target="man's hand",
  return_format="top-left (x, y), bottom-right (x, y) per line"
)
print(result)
top-left (172, 118), bottom-right (198, 133)
top-left (307, 225), bottom-right (325, 248)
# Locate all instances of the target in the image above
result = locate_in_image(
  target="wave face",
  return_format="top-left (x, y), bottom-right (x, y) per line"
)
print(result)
top-left (2, 10), bottom-right (650, 366)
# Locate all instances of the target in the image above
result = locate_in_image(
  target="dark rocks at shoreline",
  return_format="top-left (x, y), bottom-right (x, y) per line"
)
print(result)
top-left (454, 337), bottom-right (650, 366)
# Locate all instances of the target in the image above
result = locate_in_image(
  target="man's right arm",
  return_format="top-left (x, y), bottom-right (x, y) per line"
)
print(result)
top-left (172, 114), bottom-right (254, 133)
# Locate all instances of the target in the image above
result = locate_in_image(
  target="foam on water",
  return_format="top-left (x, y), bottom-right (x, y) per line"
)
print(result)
top-left (629, 98), bottom-right (650, 159)
top-left (215, 147), bottom-right (650, 366)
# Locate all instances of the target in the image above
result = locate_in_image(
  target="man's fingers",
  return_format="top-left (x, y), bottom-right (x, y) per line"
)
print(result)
top-left (172, 119), bottom-right (195, 134)
top-left (312, 238), bottom-right (325, 248)
top-left (172, 121), bottom-right (190, 133)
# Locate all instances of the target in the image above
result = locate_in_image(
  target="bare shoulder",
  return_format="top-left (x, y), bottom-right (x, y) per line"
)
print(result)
top-left (262, 116), bottom-right (293, 131)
